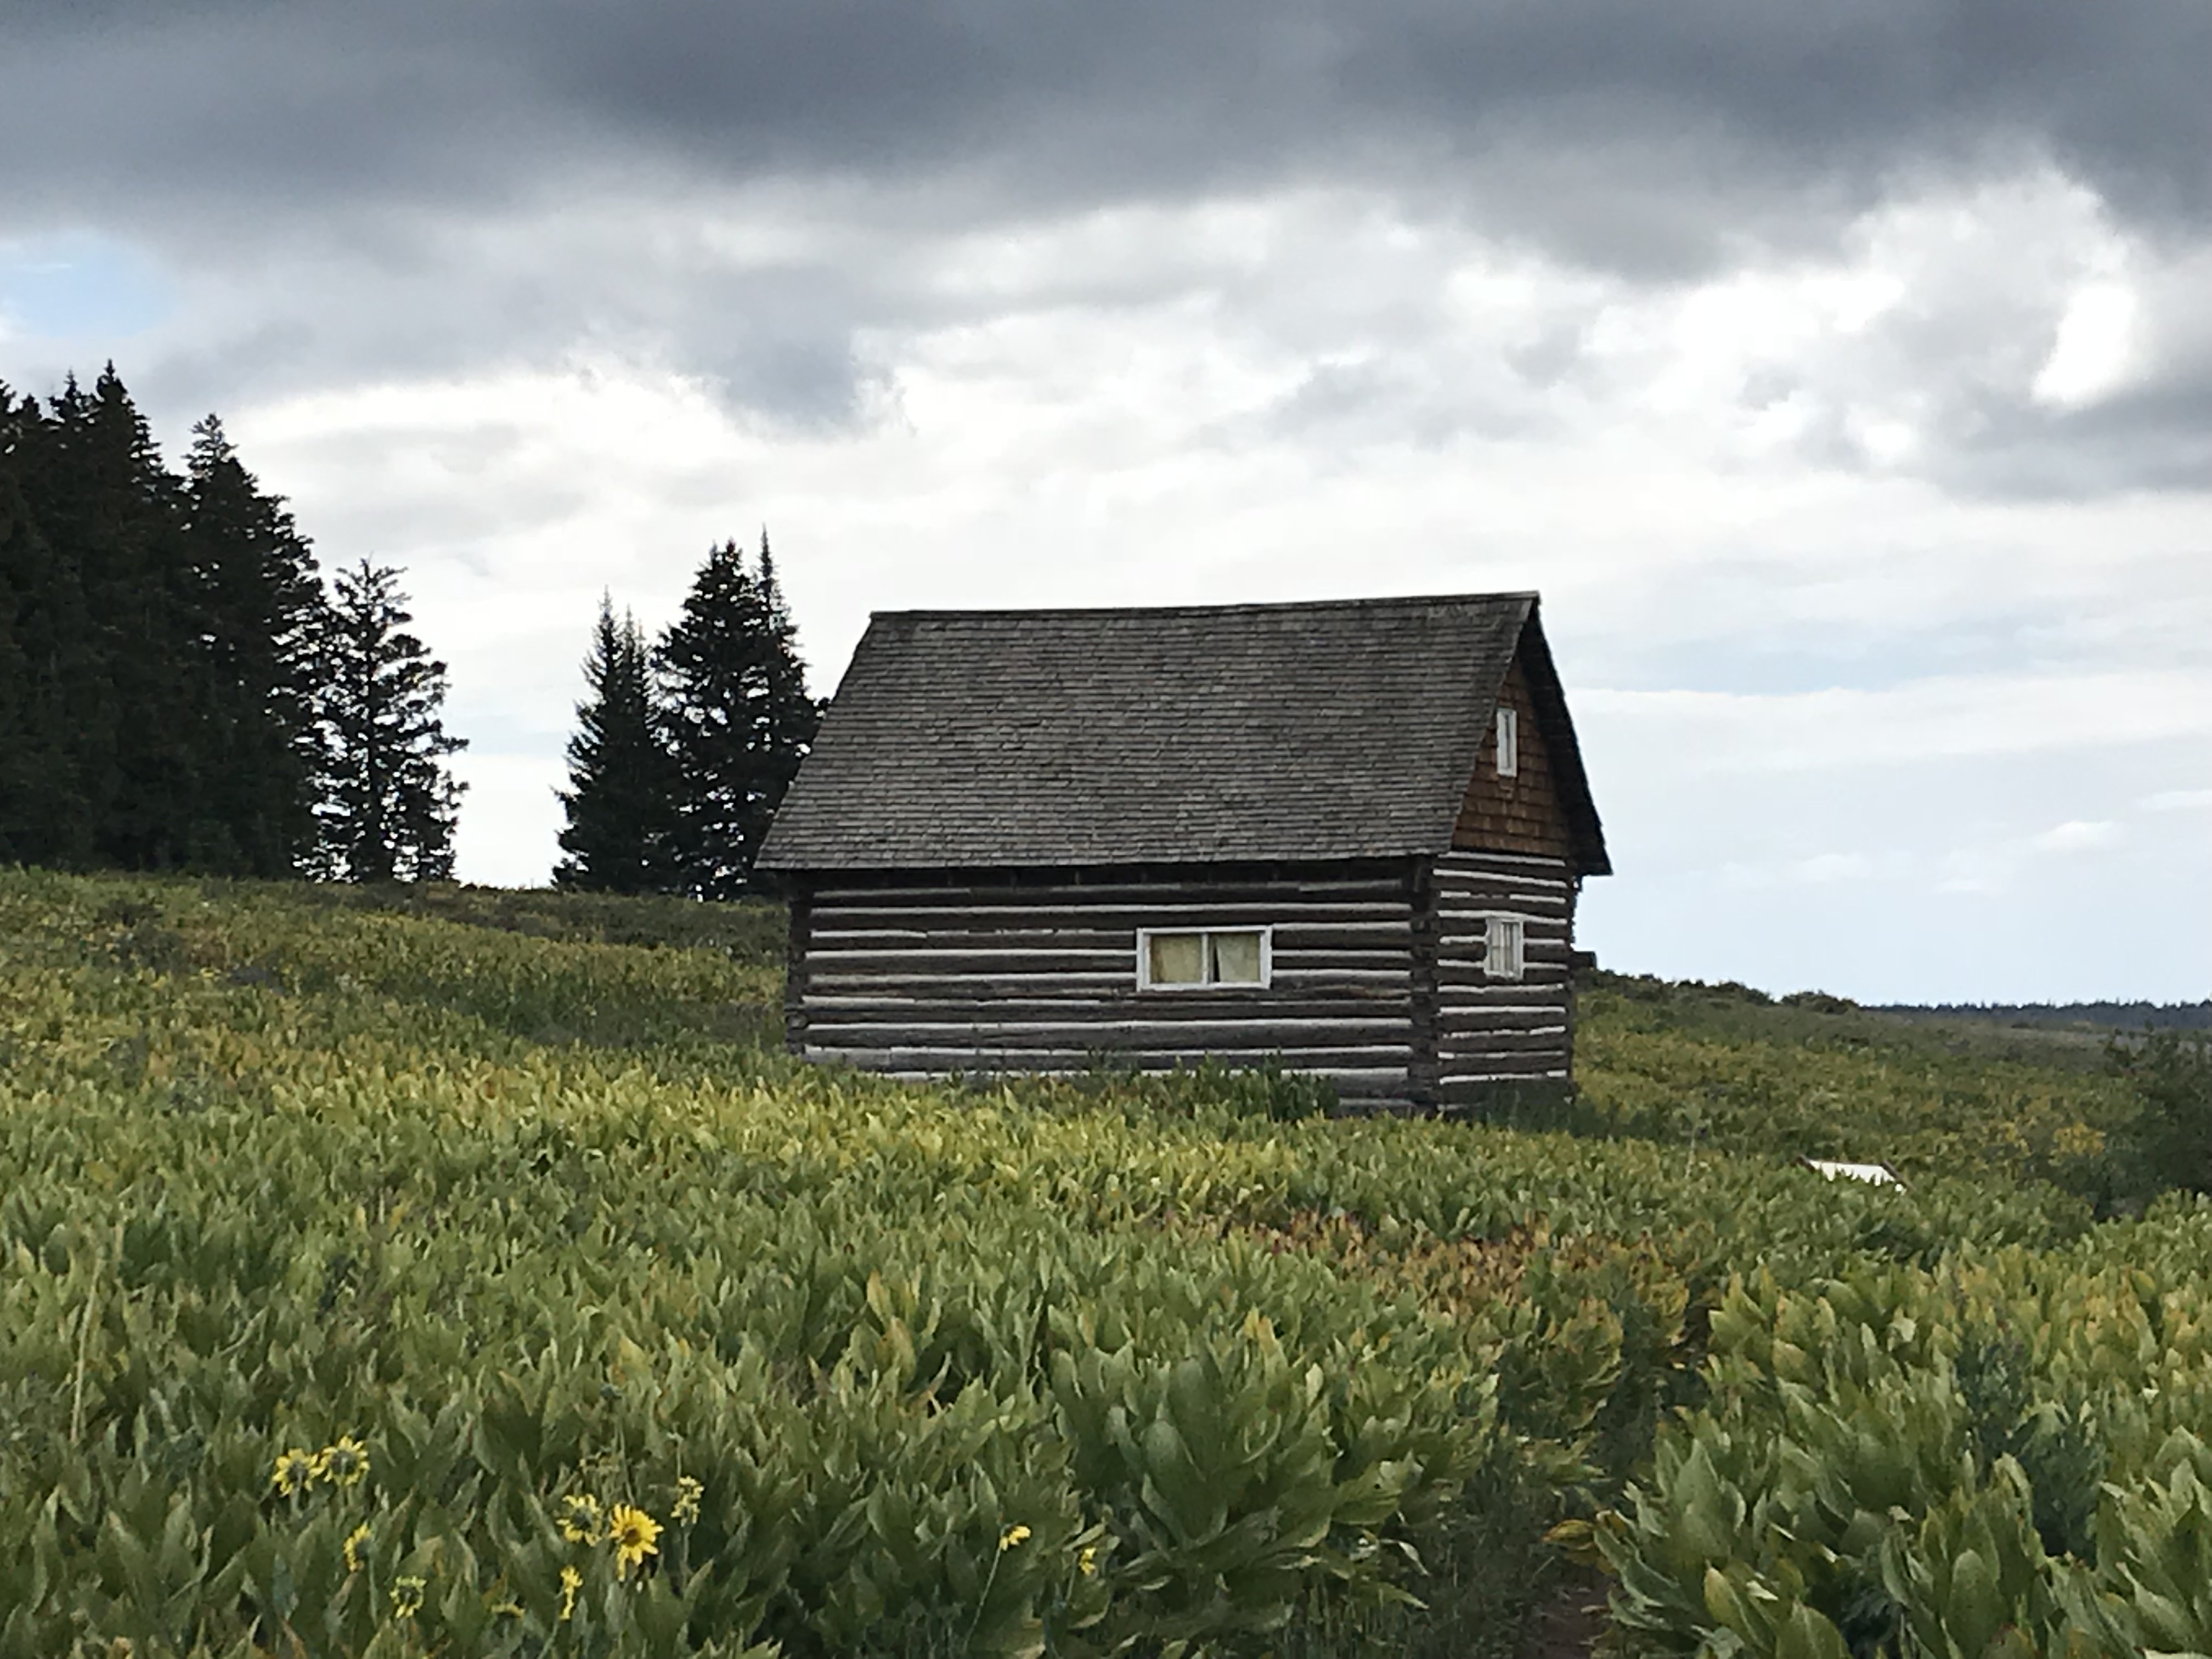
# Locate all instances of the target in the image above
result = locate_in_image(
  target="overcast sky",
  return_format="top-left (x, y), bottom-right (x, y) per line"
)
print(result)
top-left (4, 1), bottom-right (2207, 1002)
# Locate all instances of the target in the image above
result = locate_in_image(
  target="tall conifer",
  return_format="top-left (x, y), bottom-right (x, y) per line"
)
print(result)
top-left (657, 531), bottom-right (821, 899)
top-left (555, 595), bottom-right (678, 893)
top-left (0, 386), bottom-right (97, 866)
top-left (180, 415), bottom-right (328, 875)
top-left (310, 560), bottom-right (468, 882)
top-left (37, 367), bottom-right (202, 868)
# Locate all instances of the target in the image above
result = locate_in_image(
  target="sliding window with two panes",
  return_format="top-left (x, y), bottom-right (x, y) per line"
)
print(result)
top-left (1137, 927), bottom-right (1271, 990)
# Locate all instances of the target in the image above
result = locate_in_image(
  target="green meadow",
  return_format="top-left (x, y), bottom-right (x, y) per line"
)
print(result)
top-left (1, 870), bottom-right (2204, 1658)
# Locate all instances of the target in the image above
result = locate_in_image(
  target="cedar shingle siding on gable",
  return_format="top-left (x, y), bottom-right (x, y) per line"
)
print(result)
top-left (758, 593), bottom-right (1608, 1110)
top-left (1455, 658), bottom-right (1571, 859)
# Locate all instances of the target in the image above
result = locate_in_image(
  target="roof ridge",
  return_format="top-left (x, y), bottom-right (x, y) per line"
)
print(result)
top-left (870, 591), bottom-right (1539, 624)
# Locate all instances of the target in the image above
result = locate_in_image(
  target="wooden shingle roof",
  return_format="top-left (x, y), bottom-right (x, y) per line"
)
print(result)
top-left (756, 592), bottom-right (1608, 874)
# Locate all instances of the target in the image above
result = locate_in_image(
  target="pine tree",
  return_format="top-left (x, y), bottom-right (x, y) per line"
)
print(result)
top-left (657, 531), bottom-right (822, 899)
top-left (180, 415), bottom-right (328, 876)
top-left (36, 366), bottom-right (204, 869)
top-left (554, 595), bottom-right (679, 893)
top-left (0, 385), bottom-right (97, 867)
top-left (310, 560), bottom-right (468, 882)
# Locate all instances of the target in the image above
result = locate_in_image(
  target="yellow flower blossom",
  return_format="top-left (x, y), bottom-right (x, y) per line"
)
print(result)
top-left (391, 1576), bottom-right (426, 1619)
top-left (343, 1523), bottom-right (371, 1573)
top-left (270, 1449), bottom-right (315, 1499)
top-left (608, 1503), bottom-right (662, 1576)
top-left (558, 1493), bottom-right (602, 1544)
top-left (559, 1565), bottom-right (582, 1621)
top-left (1077, 1544), bottom-right (1098, 1576)
top-left (672, 1475), bottom-right (703, 1525)
top-left (997, 1523), bottom-right (1031, 1553)
top-left (315, 1436), bottom-right (370, 1488)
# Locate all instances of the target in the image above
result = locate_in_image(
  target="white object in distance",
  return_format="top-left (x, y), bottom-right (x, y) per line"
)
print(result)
top-left (1801, 1158), bottom-right (1906, 1189)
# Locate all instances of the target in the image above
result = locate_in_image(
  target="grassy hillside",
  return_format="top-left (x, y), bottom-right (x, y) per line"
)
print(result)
top-left (1575, 973), bottom-right (2132, 1203)
top-left (1, 870), bottom-right (2205, 1658)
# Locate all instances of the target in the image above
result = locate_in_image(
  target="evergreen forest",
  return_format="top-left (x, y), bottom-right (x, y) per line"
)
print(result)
top-left (0, 366), bottom-right (467, 882)
top-left (1, 364), bottom-right (821, 895)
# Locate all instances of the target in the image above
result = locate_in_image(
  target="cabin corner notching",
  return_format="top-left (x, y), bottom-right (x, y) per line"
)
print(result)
top-left (755, 592), bottom-right (1611, 1111)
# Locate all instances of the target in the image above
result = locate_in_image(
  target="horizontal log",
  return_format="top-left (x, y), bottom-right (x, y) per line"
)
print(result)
top-left (1435, 878), bottom-right (1570, 896)
top-left (806, 970), bottom-right (1415, 998)
top-left (1434, 851), bottom-right (1571, 874)
top-left (809, 900), bottom-right (1412, 930)
top-left (807, 971), bottom-right (1135, 994)
top-left (1437, 1011), bottom-right (1570, 1032)
top-left (809, 879), bottom-right (1410, 909)
top-left (1268, 972), bottom-right (1412, 993)
top-left (1440, 1037), bottom-right (1570, 1059)
top-left (810, 1050), bottom-right (1412, 1086)
top-left (1272, 950), bottom-right (1412, 970)
top-left (809, 921), bottom-right (1413, 951)
top-left (807, 1018), bottom-right (1412, 1047)
top-left (809, 949), bottom-right (1131, 975)
top-left (1438, 1062), bottom-right (1572, 1084)
top-left (811, 1049), bottom-right (1414, 1075)
top-left (1435, 896), bottom-right (1571, 916)
top-left (1435, 964), bottom-right (1572, 984)
top-left (805, 946), bottom-right (1407, 973)
top-left (1435, 980), bottom-right (1570, 1001)
top-left (800, 994), bottom-right (1414, 1021)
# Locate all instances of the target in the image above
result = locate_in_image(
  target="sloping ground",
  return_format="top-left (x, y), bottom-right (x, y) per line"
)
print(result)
top-left (0, 872), bottom-right (2199, 1658)
top-left (1576, 972), bottom-right (2132, 1203)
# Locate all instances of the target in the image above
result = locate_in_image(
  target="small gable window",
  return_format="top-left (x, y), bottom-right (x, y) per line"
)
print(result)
top-left (1495, 706), bottom-right (1519, 777)
top-left (1138, 927), bottom-right (1271, 990)
top-left (1483, 915), bottom-right (1525, 980)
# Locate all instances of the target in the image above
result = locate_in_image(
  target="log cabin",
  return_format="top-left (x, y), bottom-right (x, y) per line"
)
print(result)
top-left (754, 592), bottom-right (1609, 1111)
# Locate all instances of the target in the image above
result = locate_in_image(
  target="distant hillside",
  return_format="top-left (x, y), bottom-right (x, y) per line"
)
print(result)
top-left (1872, 998), bottom-right (2212, 1031)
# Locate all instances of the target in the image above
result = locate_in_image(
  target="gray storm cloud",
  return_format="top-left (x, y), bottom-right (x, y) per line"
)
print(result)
top-left (5, 1), bottom-right (2210, 242)
top-left (5, 1), bottom-right (2210, 492)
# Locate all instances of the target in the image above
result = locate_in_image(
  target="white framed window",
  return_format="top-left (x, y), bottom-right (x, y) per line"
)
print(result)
top-left (1495, 706), bottom-right (1520, 777)
top-left (1136, 927), bottom-right (1273, 991)
top-left (1483, 915), bottom-right (1526, 980)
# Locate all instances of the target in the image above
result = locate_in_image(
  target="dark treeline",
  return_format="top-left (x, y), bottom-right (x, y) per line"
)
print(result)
top-left (1875, 1001), bottom-right (2212, 1031)
top-left (557, 533), bottom-right (821, 900)
top-left (0, 365), bottom-right (466, 881)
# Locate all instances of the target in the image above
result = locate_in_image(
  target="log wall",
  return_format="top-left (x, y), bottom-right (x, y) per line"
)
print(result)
top-left (1426, 848), bottom-right (1577, 1103)
top-left (786, 862), bottom-right (1419, 1104)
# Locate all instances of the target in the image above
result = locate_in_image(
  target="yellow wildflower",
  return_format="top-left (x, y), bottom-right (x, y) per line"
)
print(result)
top-left (558, 1494), bottom-right (602, 1544)
top-left (672, 1475), bottom-right (703, 1525)
top-left (1077, 1544), bottom-right (1098, 1576)
top-left (608, 1504), bottom-right (662, 1576)
top-left (997, 1523), bottom-right (1031, 1553)
top-left (315, 1436), bottom-right (370, 1488)
top-left (391, 1576), bottom-right (426, 1619)
top-left (343, 1523), bottom-right (371, 1573)
top-left (270, 1449), bottom-right (315, 1498)
top-left (559, 1565), bottom-right (582, 1622)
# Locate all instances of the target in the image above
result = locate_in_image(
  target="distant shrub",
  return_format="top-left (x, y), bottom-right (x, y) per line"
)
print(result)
top-left (1780, 989), bottom-right (1859, 1015)
top-left (2109, 1027), bottom-right (2212, 1198)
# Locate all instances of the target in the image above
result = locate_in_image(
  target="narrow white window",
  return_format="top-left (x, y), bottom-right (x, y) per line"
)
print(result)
top-left (1483, 915), bottom-right (1525, 980)
top-left (1495, 706), bottom-right (1520, 777)
top-left (1138, 927), bottom-right (1272, 990)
